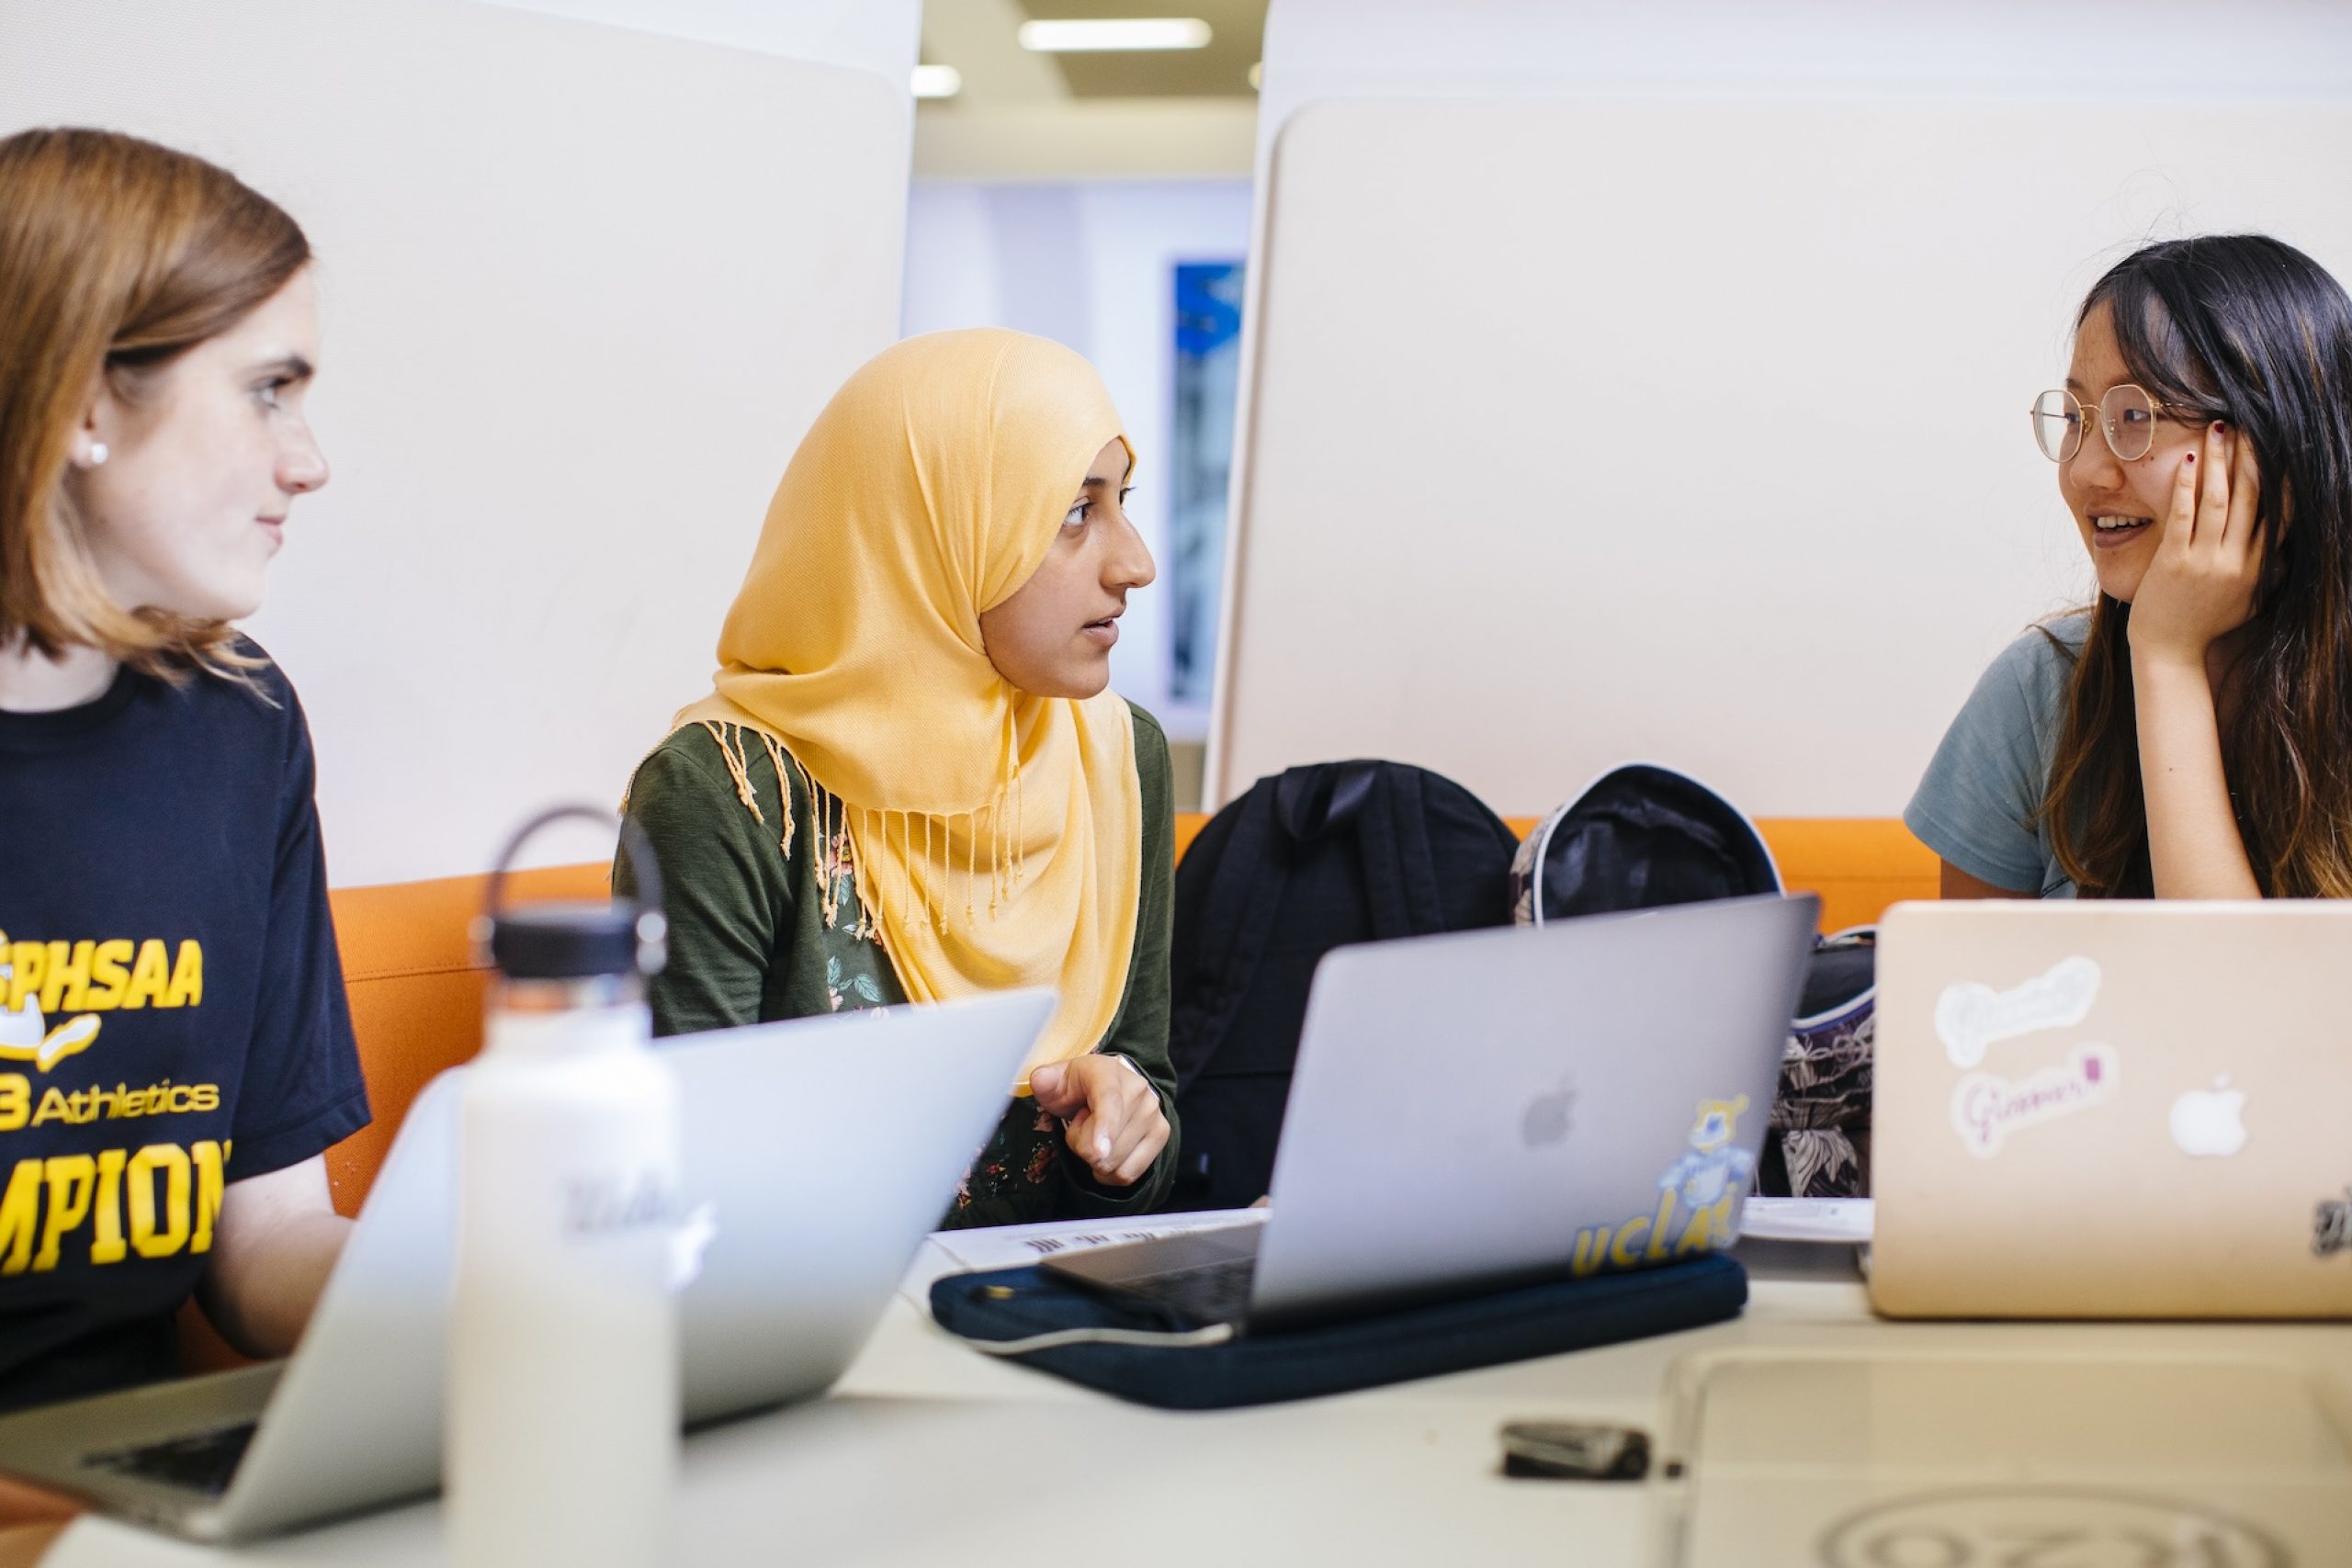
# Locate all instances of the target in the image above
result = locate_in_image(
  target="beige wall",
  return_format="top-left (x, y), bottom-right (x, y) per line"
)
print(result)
top-left (1215, 1), bottom-right (2352, 816)
top-left (2, 0), bottom-right (919, 883)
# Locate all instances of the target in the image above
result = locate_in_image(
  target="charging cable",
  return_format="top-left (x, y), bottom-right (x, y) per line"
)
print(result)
top-left (950, 1322), bottom-right (1236, 1356)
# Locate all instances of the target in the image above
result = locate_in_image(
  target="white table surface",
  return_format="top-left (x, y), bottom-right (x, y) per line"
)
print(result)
top-left (40, 1244), bottom-right (2352, 1567)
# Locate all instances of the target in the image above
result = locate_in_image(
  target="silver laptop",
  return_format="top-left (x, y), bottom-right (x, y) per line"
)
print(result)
top-left (0, 987), bottom-right (1050, 1541)
top-left (1047, 895), bottom-right (1817, 1329)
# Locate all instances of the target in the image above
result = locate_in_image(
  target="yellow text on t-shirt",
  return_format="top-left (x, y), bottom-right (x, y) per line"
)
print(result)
top-left (0, 1139), bottom-right (232, 1273)
top-left (4, 939), bottom-right (204, 1014)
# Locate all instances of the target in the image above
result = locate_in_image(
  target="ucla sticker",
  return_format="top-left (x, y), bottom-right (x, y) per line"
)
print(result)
top-left (1568, 1097), bottom-right (1753, 1277)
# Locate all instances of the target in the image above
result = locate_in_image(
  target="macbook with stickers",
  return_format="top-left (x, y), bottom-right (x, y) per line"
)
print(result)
top-left (1871, 901), bottom-right (2352, 1317)
top-left (0, 987), bottom-right (1050, 1541)
top-left (1045, 894), bottom-right (1819, 1330)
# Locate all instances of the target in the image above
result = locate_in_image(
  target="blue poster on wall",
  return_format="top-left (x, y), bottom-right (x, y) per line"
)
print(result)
top-left (1170, 260), bottom-right (1244, 705)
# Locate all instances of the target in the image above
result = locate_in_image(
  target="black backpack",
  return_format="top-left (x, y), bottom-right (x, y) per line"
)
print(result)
top-left (1164, 761), bottom-right (1518, 1212)
top-left (1508, 762), bottom-right (1878, 1199)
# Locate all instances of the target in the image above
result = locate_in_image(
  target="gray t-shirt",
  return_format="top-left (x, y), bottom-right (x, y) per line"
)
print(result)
top-left (1904, 613), bottom-right (2090, 898)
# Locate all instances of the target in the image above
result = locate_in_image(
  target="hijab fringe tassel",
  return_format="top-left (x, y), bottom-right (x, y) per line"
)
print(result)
top-left (700, 718), bottom-right (1032, 940)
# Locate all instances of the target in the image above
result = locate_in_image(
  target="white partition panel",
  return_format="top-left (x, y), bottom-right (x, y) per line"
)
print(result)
top-left (2, 0), bottom-right (915, 883)
top-left (1211, 94), bottom-right (2352, 815)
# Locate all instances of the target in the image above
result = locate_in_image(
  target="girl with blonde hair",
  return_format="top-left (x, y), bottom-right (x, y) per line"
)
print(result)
top-left (0, 129), bottom-right (366, 1410)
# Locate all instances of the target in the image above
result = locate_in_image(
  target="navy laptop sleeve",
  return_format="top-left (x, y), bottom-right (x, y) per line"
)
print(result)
top-left (928, 1254), bottom-right (1747, 1410)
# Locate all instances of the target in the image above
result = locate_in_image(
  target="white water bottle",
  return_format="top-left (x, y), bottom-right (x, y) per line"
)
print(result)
top-left (447, 808), bottom-right (680, 1568)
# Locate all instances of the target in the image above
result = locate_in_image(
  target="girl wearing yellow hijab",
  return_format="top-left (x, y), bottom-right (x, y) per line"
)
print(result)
top-left (617, 329), bottom-right (1175, 1226)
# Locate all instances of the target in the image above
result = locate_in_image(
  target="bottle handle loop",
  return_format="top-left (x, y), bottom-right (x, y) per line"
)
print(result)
top-left (478, 806), bottom-right (667, 976)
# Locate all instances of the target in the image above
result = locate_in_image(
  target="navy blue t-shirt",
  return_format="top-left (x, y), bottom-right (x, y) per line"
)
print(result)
top-left (0, 647), bottom-right (368, 1411)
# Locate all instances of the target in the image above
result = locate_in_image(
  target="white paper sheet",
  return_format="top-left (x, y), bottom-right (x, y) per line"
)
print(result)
top-left (1738, 1197), bottom-right (1873, 1245)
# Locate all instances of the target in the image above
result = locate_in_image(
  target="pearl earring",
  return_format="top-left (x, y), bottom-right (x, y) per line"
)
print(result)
top-left (86, 442), bottom-right (108, 467)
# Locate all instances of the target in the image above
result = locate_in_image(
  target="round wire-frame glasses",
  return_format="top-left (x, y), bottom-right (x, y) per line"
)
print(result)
top-left (2029, 383), bottom-right (2166, 464)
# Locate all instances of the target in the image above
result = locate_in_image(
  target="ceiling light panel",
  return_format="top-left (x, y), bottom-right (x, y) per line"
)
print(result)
top-left (910, 63), bottom-right (963, 99)
top-left (1017, 18), bottom-right (1214, 52)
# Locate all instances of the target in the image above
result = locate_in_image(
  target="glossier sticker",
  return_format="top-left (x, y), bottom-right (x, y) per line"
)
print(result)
top-left (1935, 955), bottom-right (2100, 1068)
top-left (1950, 1043), bottom-right (2118, 1157)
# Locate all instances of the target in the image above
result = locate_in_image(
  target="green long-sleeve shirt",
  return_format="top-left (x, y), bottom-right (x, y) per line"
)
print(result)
top-left (615, 703), bottom-right (1179, 1227)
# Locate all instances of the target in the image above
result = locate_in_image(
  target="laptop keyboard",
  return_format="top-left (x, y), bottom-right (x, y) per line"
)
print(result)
top-left (1043, 1224), bottom-right (1266, 1325)
top-left (1112, 1255), bottom-right (1260, 1325)
top-left (85, 1421), bottom-right (257, 1497)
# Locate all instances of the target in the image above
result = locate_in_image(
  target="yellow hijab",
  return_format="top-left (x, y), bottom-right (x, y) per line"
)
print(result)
top-left (671, 329), bottom-right (1142, 1081)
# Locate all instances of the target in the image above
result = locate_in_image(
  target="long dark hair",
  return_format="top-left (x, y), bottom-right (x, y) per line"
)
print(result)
top-left (2041, 234), bottom-right (2352, 896)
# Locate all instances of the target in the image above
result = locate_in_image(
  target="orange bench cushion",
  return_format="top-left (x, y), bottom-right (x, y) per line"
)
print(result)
top-left (1747, 818), bottom-right (1939, 934)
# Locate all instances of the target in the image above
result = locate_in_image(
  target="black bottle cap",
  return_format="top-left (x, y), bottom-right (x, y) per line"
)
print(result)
top-left (487, 903), bottom-right (668, 982)
top-left (479, 808), bottom-right (667, 981)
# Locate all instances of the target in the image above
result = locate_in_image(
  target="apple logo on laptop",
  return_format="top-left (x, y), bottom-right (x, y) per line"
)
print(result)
top-left (2169, 1076), bottom-right (2248, 1158)
top-left (1521, 1077), bottom-right (1576, 1148)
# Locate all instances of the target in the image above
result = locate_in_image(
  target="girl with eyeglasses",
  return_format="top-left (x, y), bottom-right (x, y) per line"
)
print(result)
top-left (1907, 234), bottom-right (2352, 898)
